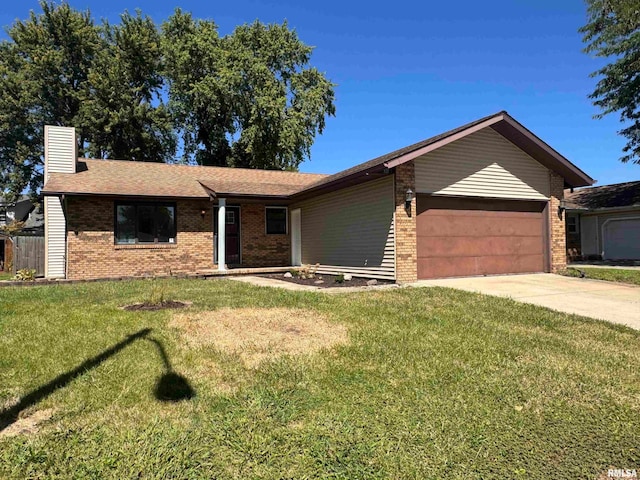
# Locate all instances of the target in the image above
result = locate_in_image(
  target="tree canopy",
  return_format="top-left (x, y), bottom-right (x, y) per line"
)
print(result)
top-left (0, 2), bottom-right (335, 201)
top-left (581, 0), bottom-right (640, 164)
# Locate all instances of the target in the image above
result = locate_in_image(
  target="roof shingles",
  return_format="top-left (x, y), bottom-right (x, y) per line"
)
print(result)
top-left (565, 181), bottom-right (640, 210)
top-left (43, 159), bottom-right (326, 198)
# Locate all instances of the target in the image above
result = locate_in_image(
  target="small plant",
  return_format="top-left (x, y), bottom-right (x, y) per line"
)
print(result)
top-left (14, 268), bottom-right (36, 281)
top-left (298, 263), bottom-right (320, 280)
top-left (335, 273), bottom-right (345, 284)
top-left (147, 281), bottom-right (167, 306)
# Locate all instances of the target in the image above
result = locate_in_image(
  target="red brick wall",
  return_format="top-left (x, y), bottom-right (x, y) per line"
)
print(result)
top-left (239, 204), bottom-right (290, 267)
top-left (65, 198), bottom-right (291, 280)
top-left (394, 162), bottom-right (418, 283)
top-left (549, 172), bottom-right (567, 272)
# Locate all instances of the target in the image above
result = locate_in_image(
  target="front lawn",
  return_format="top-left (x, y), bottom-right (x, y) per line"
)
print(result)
top-left (1, 279), bottom-right (639, 478)
top-left (0, 271), bottom-right (13, 281)
top-left (562, 266), bottom-right (640, 286)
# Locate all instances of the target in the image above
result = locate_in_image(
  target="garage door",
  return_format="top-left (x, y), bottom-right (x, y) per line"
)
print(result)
top-left (603, 218), bottom-right (640, 260)
top-left (417, 196), bottom-right (547, 279)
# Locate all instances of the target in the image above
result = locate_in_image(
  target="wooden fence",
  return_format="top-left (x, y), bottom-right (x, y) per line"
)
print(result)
top-left (12, 235), bottom-right (45, 276)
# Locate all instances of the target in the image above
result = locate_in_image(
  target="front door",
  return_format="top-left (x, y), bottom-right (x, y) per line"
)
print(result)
top-left (214, 206), bottom-right (241, 265)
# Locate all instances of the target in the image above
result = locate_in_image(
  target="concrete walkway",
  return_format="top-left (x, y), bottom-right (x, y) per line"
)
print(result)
top-left (412, 273), bottom-right (640, 330)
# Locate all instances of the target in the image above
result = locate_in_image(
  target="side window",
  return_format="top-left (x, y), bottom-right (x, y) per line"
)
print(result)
top-left (567, 215), bottom-right (579, 234)
top-left (265, 207), bottom-right (287, 235)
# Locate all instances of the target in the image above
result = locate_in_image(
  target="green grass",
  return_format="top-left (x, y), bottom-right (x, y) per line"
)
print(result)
top-left (562, 266), bottom-right (640, 286)
top-left (1, 279), bottom-right (639, 478)
top-left (0, 271), bottom-right (13, 280)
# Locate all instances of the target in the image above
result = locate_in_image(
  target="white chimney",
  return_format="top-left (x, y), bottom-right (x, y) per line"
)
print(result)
top-left (44, 125), bottom-right (77, 279)
top-left (44, 125), bottom-right (77, 179)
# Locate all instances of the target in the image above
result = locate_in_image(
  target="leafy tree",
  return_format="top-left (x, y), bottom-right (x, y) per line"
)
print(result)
top-left (81, 11), bottom-right (175, 162)
top-left (0, 3), bottom-right (335, 202)
top-left (0, 1), bottom-right (100, 201)
top-left (163, 12), bottom-right (335, 168)
top-left (162, 10), bottom-right (232, 166)
top-left (581, 0), bottom-right (640, 164)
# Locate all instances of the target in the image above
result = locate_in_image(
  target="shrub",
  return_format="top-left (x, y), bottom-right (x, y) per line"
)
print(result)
top-left (14, 268), bottom-right (36, 281)
top-left (335, 273), bottom-right (345, 284)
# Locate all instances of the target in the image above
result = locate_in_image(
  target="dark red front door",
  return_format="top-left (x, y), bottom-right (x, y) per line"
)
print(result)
top-left (214, 206), bottom-right (241, 265)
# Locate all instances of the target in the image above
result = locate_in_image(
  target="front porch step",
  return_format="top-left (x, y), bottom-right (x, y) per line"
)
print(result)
top-left (196, 266), bottom-right (296, 277)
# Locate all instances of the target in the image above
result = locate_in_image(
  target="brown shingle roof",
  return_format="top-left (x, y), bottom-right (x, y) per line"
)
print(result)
top-left (565, 180), bottom-right (640, 210)
top-left (42, 159), bottom-right (326, 198)
top-left (42, 111), bottom-right (594, 199)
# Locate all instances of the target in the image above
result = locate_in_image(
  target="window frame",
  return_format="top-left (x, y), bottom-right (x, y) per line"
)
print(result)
top-left (566, 215), bottom-right (579, 235)
top-left (265, 206), bottom-right (288, 235)
top-left (114, 201), bottom-right (177, 245)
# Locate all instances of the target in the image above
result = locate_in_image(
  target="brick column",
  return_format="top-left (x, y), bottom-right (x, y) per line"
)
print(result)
top-left (394, 162), bottom-right (418, 283)
top-left (549, 171), bottom-right (567, 272)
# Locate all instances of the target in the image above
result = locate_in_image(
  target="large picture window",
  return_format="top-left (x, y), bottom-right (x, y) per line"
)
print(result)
top-left (115, 203), bottom-right (176, 244)
top-left (265, 206), bottom-right (287, 235)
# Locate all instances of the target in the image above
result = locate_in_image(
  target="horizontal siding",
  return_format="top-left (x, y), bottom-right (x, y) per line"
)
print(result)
top-left (415, 127), bottom-right (550, 200)
top-left (292, 176), bottom-right (395, 280)
top-left (45, 126), bottom-right (76, 176)
top-left (45, 196), bottom-right (66, 278)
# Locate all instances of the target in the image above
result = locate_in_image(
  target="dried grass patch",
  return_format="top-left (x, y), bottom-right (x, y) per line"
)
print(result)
top-left (170, 308), bottom-right (348, 367)
top-left (0, 409), bottom-right (54, 438)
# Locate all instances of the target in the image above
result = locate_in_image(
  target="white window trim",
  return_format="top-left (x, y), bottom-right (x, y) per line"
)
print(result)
top-left (265, 206), bottom-right (288, 235)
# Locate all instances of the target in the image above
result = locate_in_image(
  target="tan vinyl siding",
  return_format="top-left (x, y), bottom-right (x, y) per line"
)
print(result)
top-left (44, 196), bottom-right (66, 278)
top-left (44, 126), bottom-right (76, 177)
top-left (44, 125), bottom-right (75, 278)
top-left (292, 176), bottom-right (395, 279)
top-left (415, 127), bottom-right (550, 200)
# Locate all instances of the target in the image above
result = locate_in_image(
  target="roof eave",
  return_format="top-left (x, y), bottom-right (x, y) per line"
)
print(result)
top-left (383, 113), bottom-right (594, 189)
top-left (41, 190), bottom-right (210, 200)
top-left (289, 165), bottom-right (390, 201)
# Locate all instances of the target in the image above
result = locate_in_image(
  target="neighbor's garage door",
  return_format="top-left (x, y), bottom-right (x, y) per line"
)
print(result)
top-left (417, 196), bottom-right (547, 279)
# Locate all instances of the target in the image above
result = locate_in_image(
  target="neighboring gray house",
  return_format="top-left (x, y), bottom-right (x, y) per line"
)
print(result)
top-left (565, 181), bottom-right (640, 261)
top-left (0, 196), bottom-right (43, 233)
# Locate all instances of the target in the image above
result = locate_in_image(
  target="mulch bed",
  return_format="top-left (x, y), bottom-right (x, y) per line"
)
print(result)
top-left (123, 301), bottom-right (190, 311)
top-left (260, 273), bottom-right (395, 288)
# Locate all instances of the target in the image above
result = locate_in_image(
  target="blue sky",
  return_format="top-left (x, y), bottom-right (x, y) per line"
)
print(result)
top-left (1, 0), bottom-right (638, 186)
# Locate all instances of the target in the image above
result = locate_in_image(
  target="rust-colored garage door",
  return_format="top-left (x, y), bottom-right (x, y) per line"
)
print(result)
top-left (417, 196), bottom-right (547, 279)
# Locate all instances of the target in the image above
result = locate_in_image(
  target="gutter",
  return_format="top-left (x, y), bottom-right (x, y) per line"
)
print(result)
top-left (567, 204), bottom-right (640, 215)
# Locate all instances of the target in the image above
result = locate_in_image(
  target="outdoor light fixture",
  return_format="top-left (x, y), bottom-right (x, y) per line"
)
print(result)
top-left (200, 208), bottom-right (207, 219)
top-left (558, 199), bottom-right (567, 215)
top-left (405, 188), bottom-right (414, 209)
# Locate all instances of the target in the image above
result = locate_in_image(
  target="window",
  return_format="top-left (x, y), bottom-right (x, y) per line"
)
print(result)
top-left (265, 206), bottom-right (287, 235)
top-left (0, 208), bottom-right (6, 224)
top-left (115, 203), bottom-right (176, 244)
top-left (567, 215), bottom-right (579, 235)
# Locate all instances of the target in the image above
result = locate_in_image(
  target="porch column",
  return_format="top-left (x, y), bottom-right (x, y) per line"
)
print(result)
top-left (217, 198), bottom-right (226, 271)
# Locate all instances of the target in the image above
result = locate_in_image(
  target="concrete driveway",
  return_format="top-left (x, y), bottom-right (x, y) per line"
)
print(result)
top-left (413, 273), bottom-right (640, 330)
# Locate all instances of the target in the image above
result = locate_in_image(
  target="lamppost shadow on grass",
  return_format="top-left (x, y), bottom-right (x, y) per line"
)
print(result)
top-left (146, 337), bottom-right (195, 402)
top-left (0, 327), bottom-right (194, 433)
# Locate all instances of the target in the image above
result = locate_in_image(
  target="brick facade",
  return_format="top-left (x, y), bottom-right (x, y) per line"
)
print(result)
top-left (549, 171), bottom-right (567, 272)
top-left (66, 197), bottom-right (290, 280)
top-left (394, 162), bottom-right (418, 283)
top-left (239, 204), bottom-right (290, 267)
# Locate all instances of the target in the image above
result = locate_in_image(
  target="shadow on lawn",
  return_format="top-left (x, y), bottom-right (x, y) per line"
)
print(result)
top-left (0, 328), bottom-right (194, 433)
